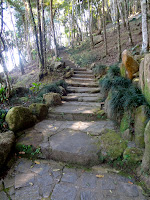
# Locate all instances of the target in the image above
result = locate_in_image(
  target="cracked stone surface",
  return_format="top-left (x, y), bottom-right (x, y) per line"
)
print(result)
top-left (0, 159), bottom-right (147, 200)
top-left (1, 67), bottom-right (148, 200)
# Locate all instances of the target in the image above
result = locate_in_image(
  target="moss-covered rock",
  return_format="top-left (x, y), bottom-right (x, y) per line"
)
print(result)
top-left (5, 106), bottom-right (36, 132)
top-left (43, 92), bottom-right (62, 107)
top-left (0, 131), bottom-right (15, 169)
top-left (123, 147), bottom-right (143, 164)
top-left (134, 105), bottom-right (147, 148)
top-left (120, 63), bottom-right (126, 78)
top-left (141, 120), bottom-right (150, 173)
top-left (29, 103), bottom-right (48, 121)
top-left (139, 53), bottom-right (150, 104)
top-left (97, 130), bottom-right (127, 161)
top-left (120, 112), bottom-right (132, 140)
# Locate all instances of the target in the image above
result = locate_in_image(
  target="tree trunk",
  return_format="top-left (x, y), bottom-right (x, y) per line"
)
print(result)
top-left (42, 0), bottom-right (47, 68)
top-left (124, 0), bottom-right (133, 46)
top-left (116, 1), bottom-right (121, 61)
top-left (141, 0), bottom-right (149, 53)
top-left (27, 0), bottom-right (42, 66)
top-left (102, 0), bottom-right (108, 55)
top-left (117, 0), bottom-right (126, 27)
top-left (88, 0), bottom-right (94, 48)
top-left (50, 0), bottom-right (58, 57)
top-left (0, 53), bottom-right (11, 98)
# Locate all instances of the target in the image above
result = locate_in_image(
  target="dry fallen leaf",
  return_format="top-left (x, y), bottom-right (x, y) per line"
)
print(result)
top-left (34, 161), bottom-right (40, 165)
top-left (96, 175), bottom-right (104, 178)
top-left (128, 181), bottom-right (133, 185)
top-left (110, 190), bottom-right (112, 193)
top-left (53, 169), bottom-right (61, 172)
top-left (29, 182), bottom-right (33, 186)
top-left (19, 152), bottom-right (25, 155)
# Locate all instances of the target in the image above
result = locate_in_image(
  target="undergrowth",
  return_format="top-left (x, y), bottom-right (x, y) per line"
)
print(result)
top-left (92, 65), bottom-right (107, 77)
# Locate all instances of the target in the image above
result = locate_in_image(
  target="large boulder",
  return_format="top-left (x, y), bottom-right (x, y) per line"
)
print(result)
top-left (29, 103), bottom-right (48, 121)
top-left (98, 130), bottom-right (127, 161)
top-left (139, 53), bottom-right (150, 104)
top-left (134, 105), bottom-right (147, 148)
top-left (43, 92), bottom-right (62, 107)
top-left (5, 106), bottom-right (36, 132)
top-left (141, 120), bottom-right (150, 173)
top-left (122, 50), bottom-right (139, 80)
top-left (0, 131), bottom-right (15, 169)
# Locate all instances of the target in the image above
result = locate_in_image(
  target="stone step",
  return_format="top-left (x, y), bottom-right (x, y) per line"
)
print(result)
top-left (67, 87), bottom-right (100, 93)
top-left (73, 74), bottom-right (94, 78)
top-left (16, 120), bottom-right (115, 165)
top-left (74, 68), bottom-right (87, 71)
top-left (62, 95), bottom-right (102, 102)
top-left (67, 93), bottom-right (101, 97)
top-left (74, 71), bottom-right (93, 75)
top-left (48, 105), bottom-right (101, 121)
top-left (62, 101), bottom-right (101, 107)
top-left (67, 82), bottom-right (99, 88)
top-left (71, 77), bottom-right (95, 83)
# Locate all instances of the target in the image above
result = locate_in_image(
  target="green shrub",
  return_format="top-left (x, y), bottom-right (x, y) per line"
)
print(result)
top-left (55, 80), bottom-right (68, 90)
top-left (38, 83), bottom-right (61, 97)
top-left (0, 109), bottom-right (8, 131)
top-left (0, 85), bottom-right (6, 103)
top-left (92, 65), bottom-right (107, 76)
top-left (107, 64), bottom-right (120, 78)
top-left (30, 82), bottom-right (42, 94)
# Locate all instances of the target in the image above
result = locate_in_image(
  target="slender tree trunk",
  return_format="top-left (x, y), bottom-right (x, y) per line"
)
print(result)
top-left (102, 0), bottom-right (108, 55)
top-left (0, 53), bottom-right (11, 98)
top-left (141, 0), bottom-right (149, 53)
top-left (116, 1), bottom-right (121, 61)
top-left (41, 0), bottom-right (47, 68)
top-left (27, 0), bottom-right (42, 66)
top-left (50, 0), bottom-right (58, 57)
top-left (124, 0), bottom-right (133, 46)
top-left (117, 0), bottom-right (126, 27)
top-left (88, 0), bottom-right (94, 48)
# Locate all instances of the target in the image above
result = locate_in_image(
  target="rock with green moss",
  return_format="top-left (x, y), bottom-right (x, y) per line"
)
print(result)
top-left (29, 103), bottom-right (48, 121)
top-left (5, 106), bottom-right (36, 132)
top-left (141, 120), bottom-right (150, 173)
top-left (134, 105), bottom-right (147, 148)
top-left (123, 147), bottom-right (143, 164)
top-left (98, 130), bottom-right (127, 161)
top-left (0, 131), bottom-right (15, 169)
top-left (120, 63), bottom-right (127, 78)
top-left (139, 54), bottom-right (150, 104)
top-left (43, 92), bottom-right (62, 107)
top-left (120, 112), bottom-right (132, 140)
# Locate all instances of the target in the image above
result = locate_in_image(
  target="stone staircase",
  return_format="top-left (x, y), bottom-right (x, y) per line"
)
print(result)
top-left (17, 67), bottom-right (115, 166)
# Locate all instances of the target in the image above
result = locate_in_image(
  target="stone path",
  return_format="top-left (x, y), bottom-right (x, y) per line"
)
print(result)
top-left (0, 62), bottom-right (148, 199)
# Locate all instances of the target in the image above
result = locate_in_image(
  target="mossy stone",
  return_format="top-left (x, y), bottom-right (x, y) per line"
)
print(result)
top-left (29, 103), bottom-right (48, 121)
top-left (98, 130), bottom-right (127, 161)
top-left (123, 147), bottom-right (143, 164)
top-left (120, 63), bottom-right (126, 78)
top-left (141, 120), bottom-right (150, 173)
top-left (120, 112), bottom-right (130, 133)
top-left (5, 106), bottom-right (35, 132)
top-left (134, 105), bottom-right (147, 148)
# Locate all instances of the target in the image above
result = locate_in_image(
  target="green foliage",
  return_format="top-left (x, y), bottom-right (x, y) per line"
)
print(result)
top-left (30, 82), bottom-right (42, 94)
top-left (55, 57), bottom-right (62, 62)
top-left (38, 80), bottom-right (67, 97)
top-left (0, 85), bottom-right (7, 103)
top-left (55, 79), bottom-right (68, 90)
top-left (107, 64), bottom-right (120, 78)
top-left (16, 144), bottom-right (41, 158)
top-left (0, 109), bottom-right (7, 131)
top-left (92, 65), bottom-right (107, 76)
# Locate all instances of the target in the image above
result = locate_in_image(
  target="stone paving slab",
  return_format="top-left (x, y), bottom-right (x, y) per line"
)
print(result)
top-left (67, 87), bottom-right (100, 93)
top-left (48, 105), bottom-right (101, 121)
top-left (74, 70), bottom-right (93, 74)
top-left (73, 74), bottom-right (94, 78)
top-left (62, 101), bottom-right (101, 107)
top-left (67, 82), bottom-right (99, 88)
top-left (67, 93), bottom-right (102, 97)
top-left (0, 158), bottom-right (147, 200)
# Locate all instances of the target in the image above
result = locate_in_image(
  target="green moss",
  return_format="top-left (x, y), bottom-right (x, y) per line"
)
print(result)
top-left (29, 103), bottom-right (48, 120)
top-left (143, 81), bottom-right (150, 105)
top-left (120, 64), bottom-right (126, 78)
top-left (98, 130), bottom-right (127, 161)
top-left (123, 147), bottom-right (143, 164)
top-left (120, 112), bottom-right (131, 133)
